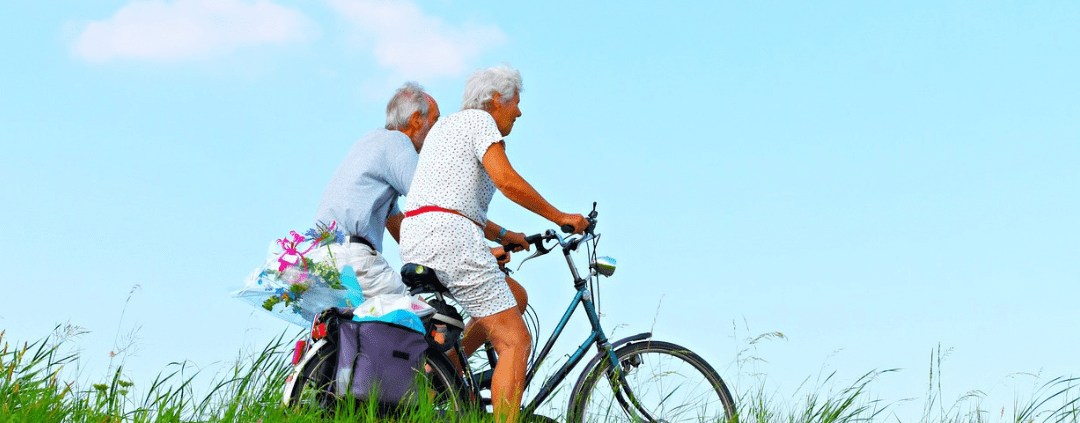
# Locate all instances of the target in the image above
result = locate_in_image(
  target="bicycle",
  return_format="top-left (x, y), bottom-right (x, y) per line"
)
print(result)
top-left (284, 203), bottom-right (737, 422)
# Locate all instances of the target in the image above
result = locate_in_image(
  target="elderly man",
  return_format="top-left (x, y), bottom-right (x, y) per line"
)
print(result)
top-left (314, 82), bottom-right (440, 298)
top-left (400, 65), bottom-right (588, 422)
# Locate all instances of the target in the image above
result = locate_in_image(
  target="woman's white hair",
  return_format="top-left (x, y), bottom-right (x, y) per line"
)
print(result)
top-left (461, 64), bottom-right (523, 111)
top-left (385, 81), bottom-right (431, 130)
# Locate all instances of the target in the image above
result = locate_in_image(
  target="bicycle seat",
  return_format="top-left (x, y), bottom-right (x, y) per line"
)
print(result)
top-left (400, 263), bottom-right (450, 295)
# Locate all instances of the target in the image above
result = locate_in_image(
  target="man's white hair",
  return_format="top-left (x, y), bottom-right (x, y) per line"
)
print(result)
top-left (385, 81), bottom-right (431, 130)
top-left (461, 64), bottom-right (523, 111)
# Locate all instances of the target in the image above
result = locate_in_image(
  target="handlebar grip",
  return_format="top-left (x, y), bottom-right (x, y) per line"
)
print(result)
top-left (560, 224), bottom-right (575, 233)
top-left (506, 233), bottom-right (545, 252)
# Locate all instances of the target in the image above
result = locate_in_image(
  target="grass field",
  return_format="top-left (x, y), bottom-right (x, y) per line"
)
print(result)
top-left (2, 327), bottom-right (1077, 423)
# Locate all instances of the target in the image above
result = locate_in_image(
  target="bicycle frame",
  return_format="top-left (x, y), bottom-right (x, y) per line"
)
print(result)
top-left (284, 203), bottom-right (731, 421)
top-left (285, 211), bottom-right (674, 420)
top-left (517, 240), bottom-right (635, 416)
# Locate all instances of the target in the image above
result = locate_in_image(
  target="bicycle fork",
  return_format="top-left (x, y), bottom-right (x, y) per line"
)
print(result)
top-left (602, 350), bottom-right (658, 422)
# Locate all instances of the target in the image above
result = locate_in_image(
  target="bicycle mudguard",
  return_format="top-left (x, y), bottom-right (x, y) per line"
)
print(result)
top-left (282, 338), bottom-right (332, 406)
top-left (567, 332), bottom-right (652, 406)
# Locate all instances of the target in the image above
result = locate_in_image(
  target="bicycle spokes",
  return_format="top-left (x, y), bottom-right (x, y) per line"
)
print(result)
top-left (605, 356), bottom-right (659, 422)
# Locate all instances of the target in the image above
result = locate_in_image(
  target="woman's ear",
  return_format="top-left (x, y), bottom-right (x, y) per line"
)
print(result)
top-left (487, 92), bottom-right (503, 113)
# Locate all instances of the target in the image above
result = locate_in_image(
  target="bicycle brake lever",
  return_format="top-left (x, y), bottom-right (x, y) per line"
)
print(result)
top-left (515, 250), bottom-right (544, 272)
top-left (514, 231), bottom-right (557, 271)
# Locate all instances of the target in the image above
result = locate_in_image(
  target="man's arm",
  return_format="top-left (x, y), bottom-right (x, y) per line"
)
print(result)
top-left (387, 140), bottom-right (419, 197)
top-left (386, 212), bottom-right (404, 243)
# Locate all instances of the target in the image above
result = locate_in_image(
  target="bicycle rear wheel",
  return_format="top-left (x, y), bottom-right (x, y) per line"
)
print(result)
top-left (285, 344), bottom-right (467, 415)
top-left (418, 349), bottom-right (469, 414)
top-left (285, 341), bottom-right (336, 411)
top-left (568, 340), bottom-right (736, 423)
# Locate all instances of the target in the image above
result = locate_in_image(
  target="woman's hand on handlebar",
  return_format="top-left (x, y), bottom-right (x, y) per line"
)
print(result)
top-left (489, 246), bottom-right (511, 267)
top-left (501, 230), bottom-right (530, 252)
top-left (556, 213), bottom-right (590, 234)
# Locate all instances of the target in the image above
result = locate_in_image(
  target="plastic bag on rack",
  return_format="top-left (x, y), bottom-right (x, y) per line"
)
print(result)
top-left (233, 243), bottom-right (360, 327)
top-left (350, 294), bottom-right (434, 333)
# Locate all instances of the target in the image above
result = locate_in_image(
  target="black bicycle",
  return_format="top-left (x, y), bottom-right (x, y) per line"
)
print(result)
top-left (285, 203), bottom-right (737, 422)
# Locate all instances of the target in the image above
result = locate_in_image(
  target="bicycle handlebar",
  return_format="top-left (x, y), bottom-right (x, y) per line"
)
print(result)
top-left (509, 203), bottom-right (601, 270)
top-left (561, 205), bottom-right (599, 235)
top-left (504, 233), bottom-right (546, 254)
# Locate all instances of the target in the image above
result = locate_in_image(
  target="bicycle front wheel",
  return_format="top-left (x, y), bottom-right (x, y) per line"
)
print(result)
top-left (568, 340), bottom-right (736, 423)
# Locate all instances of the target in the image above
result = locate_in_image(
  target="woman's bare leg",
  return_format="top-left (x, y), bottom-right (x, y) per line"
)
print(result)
top-left (459, 275), bottom-right (528, 358)
top-left (473, 307), bottom-right (530, 423)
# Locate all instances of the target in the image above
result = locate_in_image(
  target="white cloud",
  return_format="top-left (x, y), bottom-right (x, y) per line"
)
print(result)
top-left (326, 0), bottom-right (507, 80)
top-left (72, 0), bottom-right (314, 63)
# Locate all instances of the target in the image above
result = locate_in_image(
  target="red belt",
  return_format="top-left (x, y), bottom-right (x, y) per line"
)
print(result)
top-left (404, 205), bottom-right (482, 228)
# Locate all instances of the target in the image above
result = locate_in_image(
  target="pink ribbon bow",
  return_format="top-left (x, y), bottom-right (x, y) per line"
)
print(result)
top-left (276, 231), bottom-right (317, 272)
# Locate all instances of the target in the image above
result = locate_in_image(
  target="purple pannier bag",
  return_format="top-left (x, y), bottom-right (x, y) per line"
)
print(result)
top-left (334, 319), bottom-right (429, 405)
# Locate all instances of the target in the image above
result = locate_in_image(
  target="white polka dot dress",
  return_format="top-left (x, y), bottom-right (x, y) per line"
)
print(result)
top-left (400, 109), bottom-right (516, 318)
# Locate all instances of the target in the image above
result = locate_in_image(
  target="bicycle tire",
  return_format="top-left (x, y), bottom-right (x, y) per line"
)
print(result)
top-left (418, 349), bottom-right (470, 414)
top-left (285, 341), bottom-right (337, 411)
top-left (285, 345), bottom-right (468, 415)
top-left (567, 340), bottom-right (737, 423)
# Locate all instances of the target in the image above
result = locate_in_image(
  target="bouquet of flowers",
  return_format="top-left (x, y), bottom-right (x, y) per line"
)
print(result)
top-left (234, 221), bottom-right (362, 326)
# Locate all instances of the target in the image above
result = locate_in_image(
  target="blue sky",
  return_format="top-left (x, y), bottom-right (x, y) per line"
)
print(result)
top-left (2, 0), bottom-right (1077, 420)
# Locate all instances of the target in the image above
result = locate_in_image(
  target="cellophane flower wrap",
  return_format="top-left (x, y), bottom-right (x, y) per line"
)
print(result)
top-left (234, 221), bottom-right (357, 326)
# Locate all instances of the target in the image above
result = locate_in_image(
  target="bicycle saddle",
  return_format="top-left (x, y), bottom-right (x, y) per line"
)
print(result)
top-left (400, 263), bottom-right (450, 295)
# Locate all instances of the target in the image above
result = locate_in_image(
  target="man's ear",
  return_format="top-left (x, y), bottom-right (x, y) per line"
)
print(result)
top-left (408, 111), bottom-right (423, 130)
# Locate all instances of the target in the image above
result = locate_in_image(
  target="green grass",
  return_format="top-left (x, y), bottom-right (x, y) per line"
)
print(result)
top-left (2, 328), bottom-right (1077, 423)
top-left (0, 328), bottom-right (500, 423)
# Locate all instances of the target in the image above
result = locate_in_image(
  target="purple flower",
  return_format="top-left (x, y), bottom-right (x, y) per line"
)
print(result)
top-left (306, 221), bottom-right (344, 248)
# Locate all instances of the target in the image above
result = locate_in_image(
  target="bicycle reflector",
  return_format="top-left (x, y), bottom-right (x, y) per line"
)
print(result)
top-left (311, 322), bottom-right (327, 340)
top-left (592, 256), bottom-right (617, 277)
top-left (291, 340), bottom-right (306, 365)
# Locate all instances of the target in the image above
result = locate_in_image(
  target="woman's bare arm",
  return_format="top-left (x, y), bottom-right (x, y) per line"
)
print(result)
top-left (482, 141), bottom-right (587, 233)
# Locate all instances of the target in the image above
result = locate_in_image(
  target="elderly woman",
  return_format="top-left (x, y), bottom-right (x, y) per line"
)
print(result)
top-left (400, 65), bottom-right (587, 422)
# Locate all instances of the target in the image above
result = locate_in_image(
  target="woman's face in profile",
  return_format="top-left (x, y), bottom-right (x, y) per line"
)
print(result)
top-left (489, 92), bottom-right (522, 137)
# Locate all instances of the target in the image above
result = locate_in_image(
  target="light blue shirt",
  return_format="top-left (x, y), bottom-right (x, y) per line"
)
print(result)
top-left (315, 128), bottom-right (418, 252)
